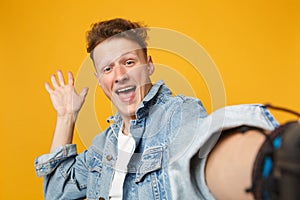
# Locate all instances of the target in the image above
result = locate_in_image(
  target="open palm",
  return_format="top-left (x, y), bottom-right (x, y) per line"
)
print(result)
top-left (45, 70), bottom-right (88, 120)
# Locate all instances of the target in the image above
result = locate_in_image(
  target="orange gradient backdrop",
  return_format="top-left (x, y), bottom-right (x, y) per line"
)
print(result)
top-left (0, 0), bottom-right (299, 199)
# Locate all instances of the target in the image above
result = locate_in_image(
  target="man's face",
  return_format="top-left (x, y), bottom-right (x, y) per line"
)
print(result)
top-left (93, 37), bottom-right (154, 120)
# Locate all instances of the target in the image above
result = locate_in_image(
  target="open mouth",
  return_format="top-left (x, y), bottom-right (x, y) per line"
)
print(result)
top-left (115, 86), bottom-right (137, 103)
top-left (115, 86), bottom-right (137, 95)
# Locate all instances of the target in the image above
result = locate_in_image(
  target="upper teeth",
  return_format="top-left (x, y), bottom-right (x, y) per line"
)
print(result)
top-left (117, 86), bottom-right (135, 93)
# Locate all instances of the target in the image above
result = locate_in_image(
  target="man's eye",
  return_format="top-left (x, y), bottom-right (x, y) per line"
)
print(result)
top-left (103, 66), bottom-right (112, 73)
top-left (125, 60), bottom-right (135, 66)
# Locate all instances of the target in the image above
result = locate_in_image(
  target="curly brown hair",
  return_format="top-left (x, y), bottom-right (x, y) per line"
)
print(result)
top-left (86, 18), bottom-right (148, 59)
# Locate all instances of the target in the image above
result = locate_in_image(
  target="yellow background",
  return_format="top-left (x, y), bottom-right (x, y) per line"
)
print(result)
top-left (1, 0), bottom-right (299, 199)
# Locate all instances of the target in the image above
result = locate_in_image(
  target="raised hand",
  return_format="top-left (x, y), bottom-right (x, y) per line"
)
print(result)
top-left (45, 70), bottom-right (89, 121)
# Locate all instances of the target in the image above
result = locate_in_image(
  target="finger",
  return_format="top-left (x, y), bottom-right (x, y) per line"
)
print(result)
top-left (50, 74), bottom-right (59, 89)
top-left (45, 82), bottom-right (53, 94)
top-left (79, 87), bottom-right (89, 99)
top-left (57, 70), bottom-right (65, 86)
top-left (68, 71), bottom-right (74, 86)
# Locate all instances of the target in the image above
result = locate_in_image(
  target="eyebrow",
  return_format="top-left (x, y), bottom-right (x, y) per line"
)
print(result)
top-left (100, 51), bottom-right (138, 68)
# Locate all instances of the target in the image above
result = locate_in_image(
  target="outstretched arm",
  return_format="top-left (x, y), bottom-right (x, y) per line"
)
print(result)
top-left (205, 129), bottom-right (266, 200)
top-left (45, 70), bottom-right (88, 152)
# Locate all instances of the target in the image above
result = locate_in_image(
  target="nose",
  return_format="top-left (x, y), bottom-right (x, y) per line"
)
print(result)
top-left (114, 64), bottom-right (128, 83)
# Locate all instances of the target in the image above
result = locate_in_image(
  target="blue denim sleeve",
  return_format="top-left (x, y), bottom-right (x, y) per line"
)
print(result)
top-left (197, 104), bottom-right (279, 158)
top-left (34, 144), bottom-right (88, 200)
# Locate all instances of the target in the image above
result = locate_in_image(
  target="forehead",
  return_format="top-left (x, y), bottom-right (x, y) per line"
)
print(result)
top-left (93, 38), bottom-right (143, 67)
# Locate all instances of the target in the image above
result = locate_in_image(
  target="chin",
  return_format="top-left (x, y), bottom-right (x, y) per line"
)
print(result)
top-left (119, 105), bottom-right (138, 119)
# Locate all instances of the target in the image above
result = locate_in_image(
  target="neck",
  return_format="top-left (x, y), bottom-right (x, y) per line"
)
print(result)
top-left (121, 116), bottom-right (135, 135)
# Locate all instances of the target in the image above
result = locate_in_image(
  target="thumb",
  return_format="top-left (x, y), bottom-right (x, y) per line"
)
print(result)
top-left (79, 87), bottom-right (89, 99)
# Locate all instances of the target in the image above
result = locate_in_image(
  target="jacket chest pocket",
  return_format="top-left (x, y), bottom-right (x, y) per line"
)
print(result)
top-left (87, 151), bottom-right (103, 172)
top-left (126, 146), bottom-right (167, 200)
top-left (129, 146), bottom-right (164, 183)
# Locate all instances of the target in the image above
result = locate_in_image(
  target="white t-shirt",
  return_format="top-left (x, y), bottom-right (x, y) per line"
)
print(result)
top-left (109, 128), bottom-right (135, 200)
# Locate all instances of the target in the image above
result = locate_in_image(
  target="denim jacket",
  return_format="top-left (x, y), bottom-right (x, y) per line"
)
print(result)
top-left (35, 80), bottom-right (279, 200)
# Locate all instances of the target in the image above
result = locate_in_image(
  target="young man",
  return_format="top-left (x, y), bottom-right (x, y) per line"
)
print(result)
top-left (35, 18), bottom-right (299, 200)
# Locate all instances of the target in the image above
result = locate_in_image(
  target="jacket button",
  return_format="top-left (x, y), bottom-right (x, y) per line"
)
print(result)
top-left (106, 155), bottom-right (112, 161)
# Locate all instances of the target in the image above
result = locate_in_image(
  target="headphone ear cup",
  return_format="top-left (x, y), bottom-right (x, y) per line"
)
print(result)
top-left (274, 121), bottom-right (300, 200)
top-left (246, 104), bottom-right (300, 200)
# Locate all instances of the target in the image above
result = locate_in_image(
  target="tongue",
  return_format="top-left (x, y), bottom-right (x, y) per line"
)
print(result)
top-left (119, 90), bottom-right (135, 102)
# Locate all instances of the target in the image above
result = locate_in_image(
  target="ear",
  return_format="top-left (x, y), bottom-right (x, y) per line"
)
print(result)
top-left (147, 56), bottom-right (155, 75)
